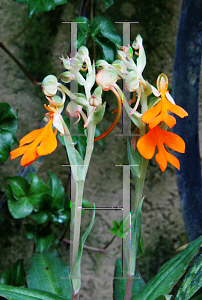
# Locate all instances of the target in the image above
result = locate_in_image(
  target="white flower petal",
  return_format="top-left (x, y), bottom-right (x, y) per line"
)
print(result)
top-left (166, 91), bottom-right (175, 104)
top-left (151, 85), bottom-right (160, 97)
top-left (53, 114), bottom-right (64, 134)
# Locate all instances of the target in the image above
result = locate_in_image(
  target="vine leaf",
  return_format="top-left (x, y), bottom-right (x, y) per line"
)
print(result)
top-left (13, 0), bottom-right (68, 18)
top-left (0, 103), bottom-right (17, 162)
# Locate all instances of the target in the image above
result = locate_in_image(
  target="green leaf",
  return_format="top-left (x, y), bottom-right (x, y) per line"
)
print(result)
top-left (7, 187), bottom-right (34, 219)
top-left (5, 176), bottom-right (30, 199)
top-left (0, 284), bottom-right (67, 300)
top-left (13, 0), bottom-right (68, 18)
top-left (5, 175), bottom-right (52, 219)
top-left (57, 116), bottom-right (87, 160)
top-left (0, 103), bottom-right (17, 162)
top-left (175, 253), bottom-right (202, 300)
top-left (31, 207), bottom-right (50, 224)
top-left (92, 16), bottom-right (121, 45)
top-left (191, 295), bottom-right (202, 300)
top-left (93, 36), bottom-right (115, 62)
top-left (63, 135), bottom-right (85, 182)
top-left (34, 229), bottom-right (56, 253)
top-left (109, 220), bottom-right (123, 237)
top-left (100, 0), bottom-right (113, 10)
top-left (124, 199), bottom-right (144, 275)
top-left (91, 16), bottom-right (122, 63)
top-left (113, 257), bottom-right (145, 300)
top-left (57, 116), bottom-right (77, 146)
top-left (155, 296), bottom-right (174, 300)
top-left (132, 235), bottom-right (202, 300)
top-left (48, 172), bottom-right (65, 210)
top-left (28, 174), bottom-right (50, 205)
top-left (70, 208), bottom-right (95, 294)
top-left (27, 250), bottom-right (71, 299)
top-left (24, 224), bottom-right (37, 239)
top-left (49, 209), bottom-right (70, 223)
top-left (81, 196), bottom-right (92, 215)
top-left (77, 119), bottom-right (87, 160)
top-left (127, 138), bottom-right (141, 179)
top-left (0, 260), bottom-right (26, 287)
top-left (91, 102), bottom-right (106, 125)
top-left (75, 17), bottom-right (91, 48)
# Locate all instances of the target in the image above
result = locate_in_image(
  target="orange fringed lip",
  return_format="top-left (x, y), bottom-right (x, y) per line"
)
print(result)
top-left (10, 118), bottom-right (57, 167)
top-left (141, 91), bottom-right (188, 129)
top-left (137, 125), bottom-right (185, 172)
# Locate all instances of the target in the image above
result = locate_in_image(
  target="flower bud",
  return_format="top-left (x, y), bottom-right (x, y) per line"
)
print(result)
top-left (117, 50), bottom-right (126, 61)
top-left (112, 60), bottom-right (128, 75)
top-left (42, 75), bottom-right (58, 96)
top-left (74, 93), bottom-right (89, 107)
top-left (96, 69), bottom-right (118, 91)
top-left (89, 86), bottom-right (102, 107)
top-left (132, 34), bottom-right (143, 50)
top-left (95, 60), bottom-right (109, 71)
top-left (125, 71), bottom-right (139, 92)
top-left (89, 96), bottom-right (101, 107)
top-left (60, 54), bottom-right (70, 69)
top-left (70, 53), bottom-right (83, 72)
top-left (78, 46), bottom-right (89, 61)
top-left (66, 101), bottom-right (82, 118)
top-left (60, 71), bottom-right (76, 83)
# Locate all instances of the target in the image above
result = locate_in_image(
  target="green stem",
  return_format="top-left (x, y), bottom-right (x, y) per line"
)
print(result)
top-left (115, 84), bottom-right (131, 115)
top-left (4, 18), bottom-right (33, 45)
top-left (134, 157), bottom-right (148, 211)
top-left (70, 119), bottom-right (95, 296)
top-left (103, 235), bottom-right (116, 250)
top-left (84, 121), bottom-right (96, 178)
top-left (134, 90), bottom-right (149, 211)
top-left (72, 180), bottom-right (85, 264)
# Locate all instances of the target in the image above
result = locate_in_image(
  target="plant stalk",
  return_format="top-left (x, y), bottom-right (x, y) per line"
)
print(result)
top-left (124, 274), bottom-right (134, 300)
top-left (72, 291), bottom-right (79, 300)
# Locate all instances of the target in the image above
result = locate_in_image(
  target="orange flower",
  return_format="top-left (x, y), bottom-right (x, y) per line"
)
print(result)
top-left (137, 125), bottom-right (185, 172)
top-left (10, 116), bottom-right (57, 167)
top-left (141, 74), bottom-right (188, 129)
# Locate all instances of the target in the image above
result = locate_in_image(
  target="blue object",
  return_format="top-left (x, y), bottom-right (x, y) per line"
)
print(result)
top-left (172, 0), bottom-right (202, 241)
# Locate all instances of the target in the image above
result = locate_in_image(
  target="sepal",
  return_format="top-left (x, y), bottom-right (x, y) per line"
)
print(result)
top-left (42, 75), bottom-right (58, 96)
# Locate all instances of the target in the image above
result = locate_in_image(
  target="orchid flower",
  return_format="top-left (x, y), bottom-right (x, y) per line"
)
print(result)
top-left (137, 125), bottom-right (185, 172)
top-left (10, 93), bottom-right (69, 167)
top-left (10, 115), bottom-right (57, 167)
top-left (141, 74), bottom-right (188, 129)
top-left (119, 35), bottom-right (148, 116)
top-left (95, 68), bottom-right (122, 141)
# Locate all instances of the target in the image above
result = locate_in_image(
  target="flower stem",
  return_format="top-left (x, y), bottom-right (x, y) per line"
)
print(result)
top-left (70, 119), bottom-right (96, 296)
top-left (72, 180), bottom-right (85, 264)
top-left (84, 120), bottom-right (96, 177)
top-left (124, 274), bottom-right (134, 300)
top-left (134, 157), bottom-right (148, 211)
top-left (72, 291), bottom-right (79, 300)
